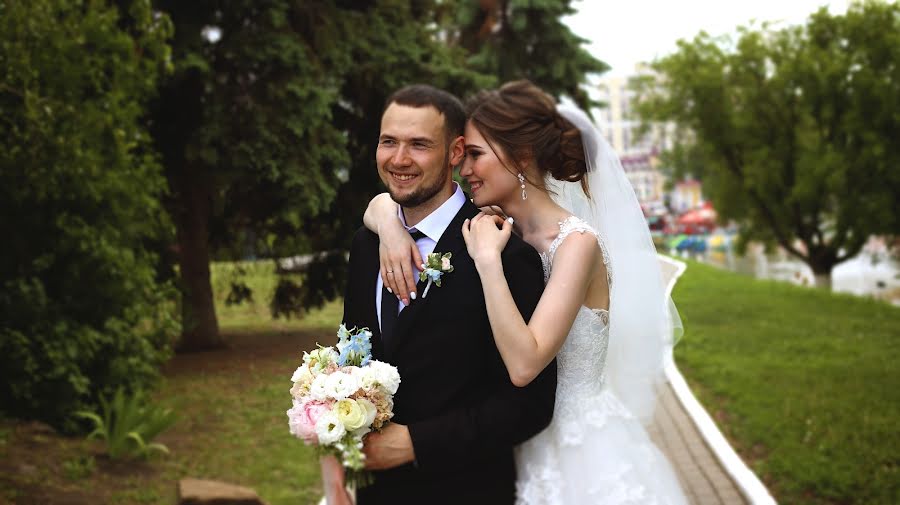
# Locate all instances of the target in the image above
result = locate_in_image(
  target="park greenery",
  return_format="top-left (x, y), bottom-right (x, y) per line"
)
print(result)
top-left (1, 260), bottom-right (895, 503)
top-left (76, 387), bottom-right (177, 460)
top-left (636, 1), bottom-right (900, 288)
top-left (0, 0), bottom-right (177, 431)
top-left (0, 0), bottom-right (897, 502)
top-left (0, 0), bottom-right (603, 429)
top-left (673, 260), bottom-right (899, 504)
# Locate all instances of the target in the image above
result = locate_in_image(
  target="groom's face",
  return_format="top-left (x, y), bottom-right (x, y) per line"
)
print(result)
top-left (376, 103), bottom-right (455, 209)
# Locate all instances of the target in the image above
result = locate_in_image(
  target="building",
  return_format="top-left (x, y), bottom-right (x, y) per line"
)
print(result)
top-left (593, 66), bottom-right (677, 206)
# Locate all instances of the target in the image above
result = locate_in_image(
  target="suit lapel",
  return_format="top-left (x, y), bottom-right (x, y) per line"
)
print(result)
top-left (388, 202), bottom-right (479, 357)
top-left (355, 231), bottom-right (386, 360)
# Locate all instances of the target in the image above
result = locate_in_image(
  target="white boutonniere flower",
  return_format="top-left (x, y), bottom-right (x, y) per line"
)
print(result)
top-left (419, 252), bottom-right (454, 298)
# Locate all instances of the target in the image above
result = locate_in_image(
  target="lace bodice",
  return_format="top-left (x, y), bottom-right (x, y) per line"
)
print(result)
top-left (514, 217), bottom-right (687, 505)
top-left (536, 216), bottom-right (627, 446)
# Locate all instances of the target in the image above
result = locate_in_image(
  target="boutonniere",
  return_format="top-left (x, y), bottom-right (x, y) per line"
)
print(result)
top-left (419, 252), bottom-right (454, 298)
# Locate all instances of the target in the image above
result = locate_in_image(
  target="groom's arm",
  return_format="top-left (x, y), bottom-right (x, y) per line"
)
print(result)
top-left (404, 240), bottom-right (557, 471)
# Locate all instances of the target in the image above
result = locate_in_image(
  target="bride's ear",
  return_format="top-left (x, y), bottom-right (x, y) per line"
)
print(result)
top-left (449, 135), bottom-right (466, 166)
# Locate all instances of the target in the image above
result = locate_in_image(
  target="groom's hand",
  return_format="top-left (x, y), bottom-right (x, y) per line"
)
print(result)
top-left (363, 423), bottom-right (416, 470)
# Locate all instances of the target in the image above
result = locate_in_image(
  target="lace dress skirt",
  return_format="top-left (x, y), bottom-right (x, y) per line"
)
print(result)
top-left (514, 308), bottom-right (688, 505)
top-left (514, 387), bottom-right (688, 505)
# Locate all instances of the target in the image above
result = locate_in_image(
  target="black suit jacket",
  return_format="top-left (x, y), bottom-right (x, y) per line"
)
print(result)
top-left (343, 201), bottom-right (557, 505)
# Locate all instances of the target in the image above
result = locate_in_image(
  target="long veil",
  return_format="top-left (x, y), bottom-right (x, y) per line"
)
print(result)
top-left (547, 103), bottom-right (683, 425)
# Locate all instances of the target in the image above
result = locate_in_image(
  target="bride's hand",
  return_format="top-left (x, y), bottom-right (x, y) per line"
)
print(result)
top-left (320, 455), bottom-right (354, 505)
top-left (478, 205), bottom-right (508, 219)
top-left (364, 193), bottom-right (424, 306)
top-left (379, 223), bottom-right (423, 306)
top-left (462, 213), bottom-right (512, 266)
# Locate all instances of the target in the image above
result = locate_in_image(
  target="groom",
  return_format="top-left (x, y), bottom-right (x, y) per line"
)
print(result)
top-left (340, 84), bottom-right (557, 504)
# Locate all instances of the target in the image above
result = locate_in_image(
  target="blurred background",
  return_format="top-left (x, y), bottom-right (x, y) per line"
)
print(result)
top-left (0, 1), bottom-right (897, 504)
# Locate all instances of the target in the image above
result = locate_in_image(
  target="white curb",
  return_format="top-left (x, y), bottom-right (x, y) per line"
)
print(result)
top-left (659, 255), bottom-right (778, 505)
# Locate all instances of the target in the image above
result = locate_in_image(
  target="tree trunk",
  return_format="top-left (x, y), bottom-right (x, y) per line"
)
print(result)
top-left (174, 173), bottom-right (223, 352)
top-left (809, 260), bottom-right (834, 290)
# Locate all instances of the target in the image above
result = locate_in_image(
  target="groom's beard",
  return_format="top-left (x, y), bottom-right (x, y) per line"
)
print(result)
top-left (388, 151), bottom-right (452, 209)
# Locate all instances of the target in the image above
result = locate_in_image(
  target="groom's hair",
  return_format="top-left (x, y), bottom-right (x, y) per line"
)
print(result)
top-left (384, 85), bottom-right (466, 143)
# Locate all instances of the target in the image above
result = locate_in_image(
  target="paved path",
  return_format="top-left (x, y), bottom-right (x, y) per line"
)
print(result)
top-left (647, 382), bottom-right (749, 504)
top-left (647, 258), bottom-right (764, 504)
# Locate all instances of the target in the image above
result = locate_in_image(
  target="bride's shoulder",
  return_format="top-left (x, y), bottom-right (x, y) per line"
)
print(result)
top-left (558, 215), bottom-right (599, 238)
top-left (548, 216), bottom-right (601, 255)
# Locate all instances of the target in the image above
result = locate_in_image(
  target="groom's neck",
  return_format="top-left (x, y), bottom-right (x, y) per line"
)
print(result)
top-left (401, 184), bottom-right (455, 227)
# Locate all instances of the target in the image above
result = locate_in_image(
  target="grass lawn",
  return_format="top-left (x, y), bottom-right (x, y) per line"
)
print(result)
top-left (2, 259), bottom-right (897, 504)
top-left (0, 260), bottom-right (342, 504)
top-left (672, 259), bottom-right (900, 504)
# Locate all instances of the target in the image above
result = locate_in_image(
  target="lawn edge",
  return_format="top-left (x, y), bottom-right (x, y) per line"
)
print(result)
top-left (659, 254), bottom-right (778, 505)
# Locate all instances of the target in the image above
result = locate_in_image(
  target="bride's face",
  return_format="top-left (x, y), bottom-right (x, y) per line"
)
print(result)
top-left (460, 122), bottom-right (520, 208)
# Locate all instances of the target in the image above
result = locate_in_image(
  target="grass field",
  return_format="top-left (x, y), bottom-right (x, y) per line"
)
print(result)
top-left (672, 259), bottom-right (899, 504)
top-left (0, 261), bottom-right (343, 505)
top-left (1, 259), bottom-right (896, 504)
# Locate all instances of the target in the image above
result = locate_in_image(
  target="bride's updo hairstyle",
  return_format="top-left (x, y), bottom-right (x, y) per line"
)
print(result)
top-left (465, 80), bottom-right (589, 194)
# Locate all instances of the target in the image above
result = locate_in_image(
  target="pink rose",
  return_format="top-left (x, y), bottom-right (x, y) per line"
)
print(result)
top-left (441, 257), bottom-right (451, 270)
top-left (288, 400), bottom-right (331, 444)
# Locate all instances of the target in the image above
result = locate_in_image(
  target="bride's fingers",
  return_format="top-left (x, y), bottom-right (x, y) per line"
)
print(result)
top-left (379, 262), bottom-right (394, 295)
top-left (399, 258), bottom-right (417, 304)
top-left (461, 218), bottom-right (472, 247)
top-left (500, 214), bottom-right (513, 237)
top-left (389, 260), bottom-right (406, 303)
top-left (489, 214), bottom-right (506, 227)
top-left (411, 245), bottom-right (424, 276)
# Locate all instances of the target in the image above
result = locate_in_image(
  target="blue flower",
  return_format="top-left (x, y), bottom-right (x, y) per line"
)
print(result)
top-left (337, 324), bottom-right (351, 344)
top-left (424, 268), bottom-right (442, 282)
top-left (337, 327), bottom-right (373, 367)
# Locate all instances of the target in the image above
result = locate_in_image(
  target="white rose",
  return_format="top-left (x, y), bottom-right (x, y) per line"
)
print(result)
top-left (355, 366), bottom-right (378, 390)
top-left (315, 410), bottom-right (346, 445)
top-left (306, 347), bottom-right (338, 372)
top-left (291, 366), bottom-right (311, 383)
top-left (441, 257), bottom-right (451, 270)
top-left (357, 397), bottom-right (378, 427)
top-left (309, 374), bottom-right (330, 401)
top-left (324, 371), bottom-right (360, 400)
top-left (368, 361), bottom-right (401, 395)
top-left (335, 399), bottom-right (367, 431)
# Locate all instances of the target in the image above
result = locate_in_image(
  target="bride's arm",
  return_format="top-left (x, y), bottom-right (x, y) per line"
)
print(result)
top-left (363, 193), bottom-right (424, 305)
top-left (462, 214), bottom-right (602, 387)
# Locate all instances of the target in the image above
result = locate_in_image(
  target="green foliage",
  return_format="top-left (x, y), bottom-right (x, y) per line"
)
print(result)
top-left (674, 260), bottom-right (900, 503)
top-left (444, 0), bottom-right (609, 109)
top-left (62, 455), bottom-right (96, 481)
top-left (288, 1), bottom-right (494, 316)
top-left (0, 0), bottom-right (178, 430)
top-left (76, 387), bottom-right (176, 460)
top-left (636, 1), bottom-right (900, 278)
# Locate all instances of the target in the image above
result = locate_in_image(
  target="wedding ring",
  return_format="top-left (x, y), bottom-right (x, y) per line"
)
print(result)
top-left (387, 270), bottom-right (394, 274)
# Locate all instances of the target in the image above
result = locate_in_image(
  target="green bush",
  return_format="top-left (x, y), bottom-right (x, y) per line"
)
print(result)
top-left (76, 387), bottom-right (176, 460)
top-left (0, 0), bottom-right (176, 431)
top-left (62, 455), bottom-right (96, 480)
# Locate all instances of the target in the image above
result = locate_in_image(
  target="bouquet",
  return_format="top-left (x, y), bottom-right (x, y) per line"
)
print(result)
top-left (287, 324), bottom-right (400, 487)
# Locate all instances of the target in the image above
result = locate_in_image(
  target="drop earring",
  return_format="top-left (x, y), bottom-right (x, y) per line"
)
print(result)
top-left (517, 173), bottom-right (527, 200)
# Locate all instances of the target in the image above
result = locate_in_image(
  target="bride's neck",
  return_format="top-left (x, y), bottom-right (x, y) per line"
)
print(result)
top-left (503, 191), bottom-right (569, 251)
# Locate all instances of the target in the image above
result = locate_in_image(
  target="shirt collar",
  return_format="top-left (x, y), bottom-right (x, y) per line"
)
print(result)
top-left (398, 183), bottom-right (466, 242)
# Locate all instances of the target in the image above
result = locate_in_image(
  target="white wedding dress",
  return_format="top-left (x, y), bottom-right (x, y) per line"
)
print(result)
top-left (514, 216), bottom-right (688, 505)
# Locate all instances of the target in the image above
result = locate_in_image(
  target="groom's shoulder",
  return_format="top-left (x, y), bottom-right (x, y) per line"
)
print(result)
top-left (503, 229), bottom-right (540, 264)
top-left (349, 225), bottom-right (378, 252)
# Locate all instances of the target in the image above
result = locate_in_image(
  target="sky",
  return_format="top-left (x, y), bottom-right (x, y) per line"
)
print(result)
top-left (563, 0), bottom-right (852, 77)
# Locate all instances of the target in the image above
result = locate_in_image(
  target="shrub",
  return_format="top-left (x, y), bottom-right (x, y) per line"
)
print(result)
top-left (76, 387), bottom-right (176, 460)
top-left (0, 0), bottom-right (176, 431)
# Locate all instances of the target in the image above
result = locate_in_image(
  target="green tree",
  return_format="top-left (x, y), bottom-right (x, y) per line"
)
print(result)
top-left (285, 0), bottom-right (608, 316)
top-left (0, 0), bottom-right (176, 430)
top-left (636, 1), bottom-right (900, 287)
top-left (442, 0), bottom-right (609, 110)
top-left (276, 1), bottom-right (492, 318)
top-left (150, 0), bottom-right (359, 351)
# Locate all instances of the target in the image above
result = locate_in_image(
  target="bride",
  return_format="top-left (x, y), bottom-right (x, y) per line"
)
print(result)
top-left (365, 80), bottom-right (687, 504)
